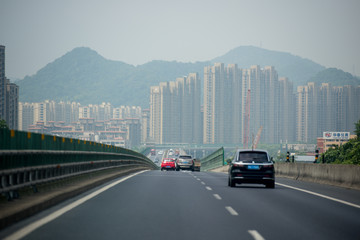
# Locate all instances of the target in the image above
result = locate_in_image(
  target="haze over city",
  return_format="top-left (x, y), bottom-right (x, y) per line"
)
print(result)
top-left (1, 1), bottom-right (360, 239)
top-left (1, 0), bottom-right (359, 79)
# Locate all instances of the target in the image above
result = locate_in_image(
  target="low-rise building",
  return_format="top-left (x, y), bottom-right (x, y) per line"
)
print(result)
top-left (317, 131), bottom-right (356, 153)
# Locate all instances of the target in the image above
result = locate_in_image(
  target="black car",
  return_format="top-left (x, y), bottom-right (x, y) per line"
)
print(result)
top-left (228, 149), bottom-right (275, 188)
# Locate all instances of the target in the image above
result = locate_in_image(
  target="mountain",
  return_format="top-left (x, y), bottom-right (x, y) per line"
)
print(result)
top-left (18, 47), bottom-right (135, 105)
top-left (18, 46), bottom-right (328, 107)
top-left (212, 46), bottom-right (325, 85)
top-left (308, 68), bottom-right (360, 86)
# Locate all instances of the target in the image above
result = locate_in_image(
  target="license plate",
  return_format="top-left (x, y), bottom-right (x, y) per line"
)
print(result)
top-left (248, 165), bottom-right (260, 170)
top-left (166, 166), bottom-right (171, 168)
top-left (183, 161), bottom-right (188, 164)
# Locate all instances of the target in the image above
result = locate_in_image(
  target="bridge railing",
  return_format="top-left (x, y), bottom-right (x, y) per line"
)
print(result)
top-left (200, 147), bottom-right (225, 171)
top-left (0, 129), bottom-right (158, 199)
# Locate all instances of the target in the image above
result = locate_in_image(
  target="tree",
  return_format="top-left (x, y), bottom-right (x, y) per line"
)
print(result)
top-left (322, 120), bottom-right (360, 165)
top-left (0, 119), bottom-right (9, 129)
top-left (355, 119), bottom-right (360, 139)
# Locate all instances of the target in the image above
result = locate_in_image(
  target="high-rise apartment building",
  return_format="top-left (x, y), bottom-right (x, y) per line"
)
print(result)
top-left (5, 79), bottom-right (19, 129)
top-left (318, 83), bottom-right (335, 135)
top-left (178, 73), bottom-right (201, 143)
top-left (242, 65), bottom-right (264, 145)
top-left (203, 63), bottom-right (228, 144)
top-left (278, 77), bottom-right (296, 143)
top-left (149, 73), bottom-right (201, 144)
top-left (141, 109), bottom-right (150, 143)
top-left (203, 63), bottom-right (283, 145)
top-left (296, 82), bottom-right (319, 143)
top-left (262, 66), bottom-right (279, 143)
top-left (149, 86), bottom-right (161, 143)
top-left (18, 102), bottom-right (34, 131)
top-left (126, 118), bottom-right (141, 148)
top-left (227, 64), bottom-right (242, 144)
top-left (0, 45), bottom-right (19, 129)
top-left (0, 46), bottom-right (5, 122)
top-left (296, 83), bottom-right (359, 143)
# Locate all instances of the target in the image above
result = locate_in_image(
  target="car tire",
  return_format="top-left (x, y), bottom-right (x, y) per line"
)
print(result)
top-left (266, 181), bottom-right (275, 188)
top-left (228, 177), bottom-right (235, 187)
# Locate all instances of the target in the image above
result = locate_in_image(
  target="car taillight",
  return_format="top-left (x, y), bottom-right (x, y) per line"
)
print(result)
top-left (232, 163), bottom-right (244, 167)
top-left (262, 165), bottom-right (274, 169)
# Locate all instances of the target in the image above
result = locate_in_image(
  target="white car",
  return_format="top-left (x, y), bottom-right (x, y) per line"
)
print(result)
top-left (176, 155), bottom-right (194, 171)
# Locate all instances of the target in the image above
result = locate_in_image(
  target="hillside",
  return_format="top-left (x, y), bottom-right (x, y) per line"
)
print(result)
top-left (308, 68), bottom-right (360, 86)
top-left (18, 46), bottom-right (328, 107)
top-left (18, 47), bottom-right (135, 104)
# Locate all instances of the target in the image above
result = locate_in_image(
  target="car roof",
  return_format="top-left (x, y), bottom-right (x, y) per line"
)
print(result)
top-left (236, 149), bottom-right (269, 154)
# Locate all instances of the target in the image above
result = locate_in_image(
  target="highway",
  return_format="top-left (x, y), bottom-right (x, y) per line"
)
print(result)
top-left (1, 170), bottom-right (360, 240)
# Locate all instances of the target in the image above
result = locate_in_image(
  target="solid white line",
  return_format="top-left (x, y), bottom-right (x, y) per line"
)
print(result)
top-left (225, 206), bottom-right (238, 216)
top-left (4, 170), bottom-right (148, 240)
top-left (206, 186), bottom-right (212, 191)
top-left (276, 182), bottom-right (360, 209)
top-left (248, 230), bottom-right (265, 240)
top-left (213, 194), bottom-right (222, 200)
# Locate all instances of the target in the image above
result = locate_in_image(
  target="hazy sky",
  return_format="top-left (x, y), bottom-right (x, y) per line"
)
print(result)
top-left (1, 0), bottom-right (359, 79)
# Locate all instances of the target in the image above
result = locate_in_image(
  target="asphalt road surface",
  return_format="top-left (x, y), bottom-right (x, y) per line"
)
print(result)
top-left (1, 170), bottom-right (360, 240)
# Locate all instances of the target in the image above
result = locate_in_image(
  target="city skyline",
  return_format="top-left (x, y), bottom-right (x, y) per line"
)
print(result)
top-left (2, 42), bottom-right (359, 146)
top-left (149, 62), bottom-right (360, 145)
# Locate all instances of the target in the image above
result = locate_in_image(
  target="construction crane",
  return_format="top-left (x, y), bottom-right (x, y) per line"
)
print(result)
top-left (243, 89), bottom-right (251, 149)
top-left (252, 126), bottom-right (263, 150)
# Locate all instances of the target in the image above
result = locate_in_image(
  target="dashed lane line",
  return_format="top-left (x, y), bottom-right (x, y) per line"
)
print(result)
top-left (225, 206), bottom-right (238, 216)
top-left (206, 186), bottom-right (212, 191)
top-left (248, 230), bottom-right (265, 240)
top-left (213, 194), bottom-right (222, 200)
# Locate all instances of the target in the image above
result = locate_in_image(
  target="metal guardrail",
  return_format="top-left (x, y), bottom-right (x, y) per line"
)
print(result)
top-left (0, 129), bottom-right (158, 200)
top-left (200, 147), bottom-right (225, 171)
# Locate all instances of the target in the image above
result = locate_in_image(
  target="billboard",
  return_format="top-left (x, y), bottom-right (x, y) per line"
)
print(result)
top-left (323, 132), bottom-right (350, 140)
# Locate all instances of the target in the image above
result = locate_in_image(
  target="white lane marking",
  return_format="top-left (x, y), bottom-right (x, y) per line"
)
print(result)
top-left (201, 181), bottom-right (205, 185)
top-left (206, 186), bottom-right (212, 191)
top-left (225, 206), bottom-right (238, 216)
top-left (213, 194), bottom-right (222, 200)
top-left (276, 182), bottom-right (360, 209)
top-left (196, 178), bottom-right (201, 181)
top-left (248, 230), bottom-right (265, 240)
top-left (4, 170), bottom-right (149, 240)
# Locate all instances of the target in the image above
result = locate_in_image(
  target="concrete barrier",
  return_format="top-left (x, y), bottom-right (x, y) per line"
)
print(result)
top-left (275, 162), bottom-right (360, 190)
top-left (209, 163), bottom-right (360, 190)
top-left (209, 165), bottom-right (228, 173)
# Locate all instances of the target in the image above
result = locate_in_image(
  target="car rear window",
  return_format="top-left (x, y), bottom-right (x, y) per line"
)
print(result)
top-left (238, 152), bottom-right (269, 163)
top-left (163, 159), bottom-right (174, 162)
top-left (179, 156), bottom-right (192, 159)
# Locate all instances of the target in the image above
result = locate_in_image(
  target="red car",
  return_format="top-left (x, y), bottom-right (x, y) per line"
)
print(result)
top-left (161, 158), bottom-right (176, 171)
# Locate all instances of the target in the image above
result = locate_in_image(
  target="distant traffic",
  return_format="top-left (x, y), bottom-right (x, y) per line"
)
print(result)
top-left (149, 148), bottom-right (201, 172)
